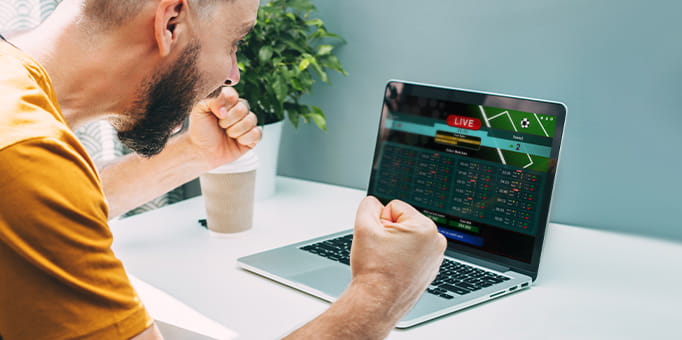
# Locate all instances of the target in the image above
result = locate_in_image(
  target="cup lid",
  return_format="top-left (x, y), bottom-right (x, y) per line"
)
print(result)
top-left (208, 149), bottom-right (259, 174)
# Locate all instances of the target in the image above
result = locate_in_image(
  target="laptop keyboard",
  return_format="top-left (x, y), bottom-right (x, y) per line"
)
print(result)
top-left (427, 258), bottom-right (510, 299)
top-left (300, 234), bottom-right (353, 265)
top-left (299, 234), bottom-right (511, 300)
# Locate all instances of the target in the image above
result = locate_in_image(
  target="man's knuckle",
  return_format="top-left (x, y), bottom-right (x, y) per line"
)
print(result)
top-left (353, 223), bottom-right (369, 238)
top-left (389, 199), bottom-right (406, 207)
top-left (437, 234), bottom-right (447, 250)
top-left (218, 119), bottom-right (230, 129)
top-left (230, 123), bottom-right (244, 135)
top-left (243, 129), bottom-right (259, 142)
top-left (236, 101), bottom-right (246, 112)
top-left (222, 86), bottom-right (238, 97)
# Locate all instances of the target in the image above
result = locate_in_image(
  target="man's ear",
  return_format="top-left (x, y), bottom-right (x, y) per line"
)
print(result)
top-left (153, 0), bottom-right (188, 57)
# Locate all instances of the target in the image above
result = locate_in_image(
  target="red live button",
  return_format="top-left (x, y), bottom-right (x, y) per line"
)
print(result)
top-left (447, 115), bottom-right (481, 130)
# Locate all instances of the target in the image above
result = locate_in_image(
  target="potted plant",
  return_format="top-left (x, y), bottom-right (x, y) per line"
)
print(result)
top-left (235, 0), bottom-right (347, 199)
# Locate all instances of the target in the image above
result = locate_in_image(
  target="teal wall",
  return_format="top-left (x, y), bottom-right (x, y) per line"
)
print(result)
top-left (278, 0), bottom-right (682, 241)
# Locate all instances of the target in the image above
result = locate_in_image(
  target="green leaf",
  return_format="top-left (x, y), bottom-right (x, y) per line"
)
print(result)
top-left (305, 18), bottom-right (324, 27)
top-left (299, 71), bottom-right (314, 90)
top-left (272, 76), bottom-right (288, 102)
top-left (316, 44), bottom-right (334, 56)
top-left (308, 113), bottom-right (327, 132)
top-left (288, 111), bottom-right (300, 128)
top-left (306, 107), bottom-right (327, 131)
top-left (287, 0), bottom-right (316, 13)
top-left (271, 57), bottom-right (283, 68)
top-left (320, 55), bottom-right (347, 75)
top-left (310, 30), bottom-right (346, 43)
top-left (311, 61), bottom-right (329, 83)
top-left (284, 40), bottom-right (307, 54)
top-left (258, 46), bottom-right (273, 62)
top-left (290, 77), bottom-right (303, 91)
top-left (298, 58), bottom-right (311, 72)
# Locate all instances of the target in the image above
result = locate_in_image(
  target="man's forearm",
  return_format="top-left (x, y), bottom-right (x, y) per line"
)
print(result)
top-left (100, 134), bottom-right (210, 218)
top-left (284, 279), bottom-right (406, 340)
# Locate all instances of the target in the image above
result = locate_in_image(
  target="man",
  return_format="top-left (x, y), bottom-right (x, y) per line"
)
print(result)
top-left (0, 0), bottom-right (446, 339)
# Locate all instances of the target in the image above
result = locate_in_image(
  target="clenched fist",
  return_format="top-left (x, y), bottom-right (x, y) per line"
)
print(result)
top-left (350, 196), bottom-right (447, 319)
top-left (188, 86), bottom-right (262, 170)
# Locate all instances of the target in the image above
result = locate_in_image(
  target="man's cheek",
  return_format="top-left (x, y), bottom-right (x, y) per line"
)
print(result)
top-left (207, 86), bottom-right (224, 99)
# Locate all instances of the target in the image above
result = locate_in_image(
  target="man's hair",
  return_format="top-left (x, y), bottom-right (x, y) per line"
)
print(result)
top-left (82, 0), bottom-right (218, 30)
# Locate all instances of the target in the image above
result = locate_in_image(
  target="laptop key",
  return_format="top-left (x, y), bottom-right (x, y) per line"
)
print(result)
top-left (464, 278), bottom-right (483, 285)
top-left (454, 282), bottom-right (476, 291)
top-left (440, 283), bottom-right (470, 295)
top-left (444, 278), bottom-right (459, 285)
top-left (317, 243), bottom-right (340, 252)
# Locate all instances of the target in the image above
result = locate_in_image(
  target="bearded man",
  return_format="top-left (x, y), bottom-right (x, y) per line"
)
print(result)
top-left (0, 1), bottom-right (446, 339)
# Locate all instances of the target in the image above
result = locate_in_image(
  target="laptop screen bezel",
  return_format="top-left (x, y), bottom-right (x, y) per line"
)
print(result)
top-left (366, 80), bottom-right (567, 280)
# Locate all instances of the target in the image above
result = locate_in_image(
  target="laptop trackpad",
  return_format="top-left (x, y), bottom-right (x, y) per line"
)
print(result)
top-left (291, 265), bottom-right (351, 299)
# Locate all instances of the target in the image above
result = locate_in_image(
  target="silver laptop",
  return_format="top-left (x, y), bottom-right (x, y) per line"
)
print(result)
top-left (238, 80), bottom-right (566, 328)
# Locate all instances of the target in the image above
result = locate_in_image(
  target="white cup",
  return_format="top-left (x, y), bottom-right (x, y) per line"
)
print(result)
top-left (199, 151), bottom-right (259, 235)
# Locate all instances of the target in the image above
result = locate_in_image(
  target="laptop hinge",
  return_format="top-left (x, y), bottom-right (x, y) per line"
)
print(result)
top-left (445, 250), bottom-right (510, 273)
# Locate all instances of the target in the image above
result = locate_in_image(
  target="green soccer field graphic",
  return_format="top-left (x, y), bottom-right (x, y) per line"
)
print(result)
top-left (471, 105), bottom-right (555, 172)
top-left (473, 106), bottom-right (556, 138)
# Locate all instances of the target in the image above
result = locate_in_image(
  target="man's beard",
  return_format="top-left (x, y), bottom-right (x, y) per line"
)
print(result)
top-left (113, 43), bottom-right (203, 158)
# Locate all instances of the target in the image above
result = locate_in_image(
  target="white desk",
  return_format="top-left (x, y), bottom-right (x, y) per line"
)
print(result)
top-left (111, 177), bottom-right (682, 339)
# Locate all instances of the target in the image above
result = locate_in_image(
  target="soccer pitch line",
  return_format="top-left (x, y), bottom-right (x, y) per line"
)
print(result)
top-left (523, 153), bottom-right (534, 169)
top-left (533, 113), bottom-right (550, 137)
top-left (479, 105), bottom-right (507, 165)
top-left (487, 110), bottom-right (518, 132)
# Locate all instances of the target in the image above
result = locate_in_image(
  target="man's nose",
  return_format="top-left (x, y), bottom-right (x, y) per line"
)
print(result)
top-left (226, 56), bottom-right (241, 86)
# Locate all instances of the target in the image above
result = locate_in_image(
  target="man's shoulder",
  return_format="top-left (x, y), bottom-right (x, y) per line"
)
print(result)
top-left (0, 41), bottom-right (56, 101)
top-left (0, 42), bottom-right (71, 153)
top-left (0, 40), bottom-right (53, 87)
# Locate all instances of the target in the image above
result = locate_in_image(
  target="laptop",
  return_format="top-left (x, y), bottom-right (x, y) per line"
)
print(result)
top-left (238, 80), bottom-right (566, 328)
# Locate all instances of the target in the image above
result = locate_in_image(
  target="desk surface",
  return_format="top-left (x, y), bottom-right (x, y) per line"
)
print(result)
top-left (111, 177), bottom-right (682, 339)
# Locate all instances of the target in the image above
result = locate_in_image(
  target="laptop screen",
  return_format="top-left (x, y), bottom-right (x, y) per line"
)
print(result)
top-left (368, 81), bottom-right (565, 269)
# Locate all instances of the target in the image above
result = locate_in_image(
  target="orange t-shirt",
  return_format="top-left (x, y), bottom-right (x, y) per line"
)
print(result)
top-left (0, 40), bottom-right (152, 339)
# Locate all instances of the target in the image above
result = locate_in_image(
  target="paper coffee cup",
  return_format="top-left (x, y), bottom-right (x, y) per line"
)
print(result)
top-left (200, 151), bottom-right (259, 235)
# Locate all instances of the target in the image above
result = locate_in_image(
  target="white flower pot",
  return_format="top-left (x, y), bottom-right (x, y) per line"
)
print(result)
top-left (253, 120), bottom-right (284, 200)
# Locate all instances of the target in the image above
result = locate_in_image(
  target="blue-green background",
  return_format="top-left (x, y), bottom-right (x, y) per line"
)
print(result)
top-left (278, 0), bottom-right (682, 241)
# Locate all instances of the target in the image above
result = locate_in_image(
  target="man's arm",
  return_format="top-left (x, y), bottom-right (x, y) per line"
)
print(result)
top-left (101, 87), bottom-right (261, 218)
top-left (130, 197), bottom-right (445, 340)
top-left (284, 197), bottom-right (447, 339)
top-left (285, 280), bottom-right (401, 339)
top-left (100, 133), bottom-right (207, 218)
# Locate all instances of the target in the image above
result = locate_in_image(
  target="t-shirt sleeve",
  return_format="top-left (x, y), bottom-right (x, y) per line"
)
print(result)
top-left (0, 137), bottom-right (153, 340)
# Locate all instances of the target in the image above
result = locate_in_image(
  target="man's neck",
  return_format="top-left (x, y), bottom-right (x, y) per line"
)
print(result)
top-left (10, 1), bottom-right (158, 130)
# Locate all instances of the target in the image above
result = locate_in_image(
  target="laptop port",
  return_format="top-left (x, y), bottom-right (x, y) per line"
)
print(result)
top-left (521, 282), bottom-right (529, 288)
top-left (509, 286), bottom-right (518, 292)
top-left (490, 291), bottom-right (506, 298)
